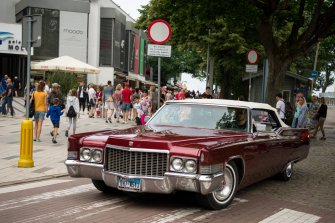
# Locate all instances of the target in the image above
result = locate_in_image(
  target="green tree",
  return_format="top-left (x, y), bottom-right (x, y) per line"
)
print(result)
top-left (137, 0), bottom-right (335, 102)
top-left (46, 72), bottom-right (79, 97)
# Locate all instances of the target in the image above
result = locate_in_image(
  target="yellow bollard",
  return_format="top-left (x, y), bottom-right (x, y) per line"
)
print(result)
top-left (18, 118), bottom-right (34, 167)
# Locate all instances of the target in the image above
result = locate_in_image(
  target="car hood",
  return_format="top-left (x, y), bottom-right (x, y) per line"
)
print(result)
top-left (81, 125), bottom-right (249, 151)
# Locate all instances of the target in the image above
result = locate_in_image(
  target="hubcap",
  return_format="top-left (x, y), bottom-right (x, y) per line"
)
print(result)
top-left (286, 163), bottom-right (292, 177)
top-left (213, 166), bottom-right (234, 201)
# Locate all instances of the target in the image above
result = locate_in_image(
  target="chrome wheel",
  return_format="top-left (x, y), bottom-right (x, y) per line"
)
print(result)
top-left (213, 164), bottom-right (235, 202)
top-left (196, 162), bottom-right (239, 210)
top-left (278, 162), bottom-right (294, 181)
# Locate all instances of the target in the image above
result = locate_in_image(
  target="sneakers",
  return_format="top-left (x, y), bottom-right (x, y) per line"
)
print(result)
top-left (52, 138), bottom-right (57, 144)
top-left (108, 118), bottom-right (112, 123)
top-left (105, 120), bottom-right (108, 123)
top-left (50, 131), bottom-right (54, 137)
top-left (65, 130), bottom-right (69, 137)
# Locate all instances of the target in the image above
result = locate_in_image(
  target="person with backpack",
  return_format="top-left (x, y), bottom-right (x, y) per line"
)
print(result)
top-left (65, 89), bottom-right (80, 137)
top-left (275, 93), bottom-right (285, 122)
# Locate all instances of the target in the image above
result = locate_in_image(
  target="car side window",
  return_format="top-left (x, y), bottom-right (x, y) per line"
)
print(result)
top-left (251, 109), bottom-right (280, 132)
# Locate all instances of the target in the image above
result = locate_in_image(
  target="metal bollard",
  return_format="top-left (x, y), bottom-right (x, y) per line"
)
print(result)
top-left (18, 118), bottom-right (34, 167)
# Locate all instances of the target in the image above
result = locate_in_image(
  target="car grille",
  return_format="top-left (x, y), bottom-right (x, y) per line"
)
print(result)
top-left (105, 147), bottom-right (168, 177)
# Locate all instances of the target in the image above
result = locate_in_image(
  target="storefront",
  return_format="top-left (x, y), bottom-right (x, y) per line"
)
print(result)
top-left (0, 22), bottom-right (28, 94)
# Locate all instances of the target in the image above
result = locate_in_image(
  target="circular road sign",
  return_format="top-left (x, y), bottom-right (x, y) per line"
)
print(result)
top-left (148, 20), bottom-right (172, 45)
top-left (247, 50), bottom-right (258, 64)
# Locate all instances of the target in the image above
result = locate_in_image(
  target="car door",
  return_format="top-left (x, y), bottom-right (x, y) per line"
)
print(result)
top-left (249, 109), bottom-right (283, 179)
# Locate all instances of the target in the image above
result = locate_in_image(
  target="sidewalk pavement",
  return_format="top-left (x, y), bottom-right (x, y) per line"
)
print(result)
top-left (0, 107), bottom-right (334, 187)
top-left (0, 111), bottom-right (136, 187)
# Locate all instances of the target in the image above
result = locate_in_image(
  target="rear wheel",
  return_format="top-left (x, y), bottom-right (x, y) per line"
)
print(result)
top-left (91, 179), bottom-right (120, 193)
top-left (196, 162), bottom-right (238, 210)
top-left (278, 162), bottom-right (293, 181)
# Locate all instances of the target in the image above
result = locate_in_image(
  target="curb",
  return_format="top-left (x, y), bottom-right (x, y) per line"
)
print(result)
top-left (0, 173), bottom-right (69, 188)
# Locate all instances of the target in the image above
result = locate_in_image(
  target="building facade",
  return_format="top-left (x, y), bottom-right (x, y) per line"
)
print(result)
top-left (0, 0), bottom-right (150, 89)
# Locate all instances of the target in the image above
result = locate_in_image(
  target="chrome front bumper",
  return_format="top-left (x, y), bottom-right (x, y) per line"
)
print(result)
top-left (65, 160), bottom-right (225, 195)
top-left (65, 160), bottom-right (103, 180)
top-left (102, 171), bottom-right (225, 195)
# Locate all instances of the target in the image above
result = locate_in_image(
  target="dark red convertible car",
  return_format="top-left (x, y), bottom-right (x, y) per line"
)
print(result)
top-left (65, 99), bottom-right (310, 209)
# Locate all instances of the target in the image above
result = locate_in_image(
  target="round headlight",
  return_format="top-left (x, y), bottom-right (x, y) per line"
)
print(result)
top-left (81, 148), bottom-right (91, 161)
top-left (92, 150), bottom-right (102, 163)
top-left (171, 158), bottom-right (183, 171)
top-left (185, 160), bottom-right (197, 173)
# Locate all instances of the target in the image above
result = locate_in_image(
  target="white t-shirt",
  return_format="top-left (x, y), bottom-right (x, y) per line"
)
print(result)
top-left (88, 87), bottom-right (96, 101)
top-left (276, 100), bottom-right (285, 119)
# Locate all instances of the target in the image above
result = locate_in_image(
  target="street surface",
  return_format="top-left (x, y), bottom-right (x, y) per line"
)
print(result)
top-left (0, 103), bottom-right (334, 222)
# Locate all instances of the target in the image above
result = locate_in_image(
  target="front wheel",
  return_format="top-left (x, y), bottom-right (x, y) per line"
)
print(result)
top-left (196, 162), bottom-right (238, 210)
top-left (91, 179), bottom-right (120, 194)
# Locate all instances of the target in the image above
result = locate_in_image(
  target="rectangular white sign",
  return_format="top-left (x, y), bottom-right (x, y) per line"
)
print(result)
top-left (246, 64), bottom-right (258, 73)
top-left (147, 44), bottom-right (171, 57)
top-left (59, 11), bottom-right (88, 62)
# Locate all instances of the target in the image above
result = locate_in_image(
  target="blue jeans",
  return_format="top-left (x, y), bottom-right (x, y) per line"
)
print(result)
top-left (2, 97), bottom-right (14, 116)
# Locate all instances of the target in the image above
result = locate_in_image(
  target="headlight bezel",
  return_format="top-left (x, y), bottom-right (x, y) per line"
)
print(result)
top-left (79, 147), bottom-right (103, 163)
top-left (170, 156), bottom-right (197, 174)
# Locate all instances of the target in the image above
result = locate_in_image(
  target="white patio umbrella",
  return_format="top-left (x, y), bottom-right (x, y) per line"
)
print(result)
top-left (31, 56), bottom-right (100, 74)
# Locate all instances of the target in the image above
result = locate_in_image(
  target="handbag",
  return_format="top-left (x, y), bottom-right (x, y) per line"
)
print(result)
top-left (29, 94), bottom-right (35, 118)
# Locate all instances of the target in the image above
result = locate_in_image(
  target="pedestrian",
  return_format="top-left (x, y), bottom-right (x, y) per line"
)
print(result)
top-left (312, 97), bottom-right (327, 140)
top-left (121, 82), bottom-right (132, 124)
top-left (1, 78), bottom-right (15, 117)
top-left (46, 98), bottom-right (64, 143)
top-left (133, 95), bottom-right (142, 125)
top-left (149, 86), bottom-right (158, 113)
top-left (1, 74), bottom-right (8, 91)
top-left (13, 76), bottom-right (21, 97)
top-left (307, 95), bottom-right (319, 133)
top-left (201, 86), bottom-right (213, 99)
top-left (48, 83), bottom-right (63, 108)
top-left (140, 89), bottom-right (151, 124)
top-left (31, 81), bottom-right (47, 142)
top-left (96, 86), bottom-right (103, 118)
top-left (113, 84), bottom-right (122, 123)
top-left (65, 89), bottom-right (80, 137)
top-left (237, 95), bottom-right (246, 101)
top-left (77, 81), bottom-right (88, 113)
top-left (103, 80), bottom-right (115, 123)
top-left (88, 84), bottom-right (96, 118)
top-left (291, 96), bottom-right (307, 128)
top-left (131, 88), bottom-right (141, 121)
top-left (275, 93), bottom-right (285, 122)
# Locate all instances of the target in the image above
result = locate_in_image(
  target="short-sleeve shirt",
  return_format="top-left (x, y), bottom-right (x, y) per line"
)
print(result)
top-left (5, 84), bottom-right (14, 97)
top-left (121, 88), bottom-right (132, 103)
top-left (276, 100), bottom-right (285, 119)
top-left (103, 86), bottom-right (114, 101)
top-left (33, 91), bottom-right (47, 112)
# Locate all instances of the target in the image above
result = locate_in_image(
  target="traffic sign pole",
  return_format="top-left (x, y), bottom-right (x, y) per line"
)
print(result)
top-left (147, 20), bottom-right (172, 110)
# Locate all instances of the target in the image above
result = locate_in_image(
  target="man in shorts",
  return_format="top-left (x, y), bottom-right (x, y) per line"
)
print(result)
top-left (121, 82), bottom-right (132, 124)
top-left (103, 80), bottom-right (114, 123)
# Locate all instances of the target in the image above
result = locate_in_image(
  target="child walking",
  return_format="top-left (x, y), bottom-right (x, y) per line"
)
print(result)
top-left (46, 98), bottom-right (63, 143)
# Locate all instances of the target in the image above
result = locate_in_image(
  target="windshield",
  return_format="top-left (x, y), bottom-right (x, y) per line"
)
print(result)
top-left (147, 103), bottom-right (249, 132)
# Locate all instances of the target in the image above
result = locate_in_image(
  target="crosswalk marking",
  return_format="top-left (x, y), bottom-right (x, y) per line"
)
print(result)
top-left (0, 179), bottom-right (73, 195)
top-left (0, 184), bottom-right (95, 211)
top-left (13, 198), bottom-right (127, 223)
top-left (138, 208), bottom-right (202, 223)
top-left (258, 208), bottom-right (321, 223)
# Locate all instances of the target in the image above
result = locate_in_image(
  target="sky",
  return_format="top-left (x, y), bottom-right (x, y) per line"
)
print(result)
top-left (113, 0), bottom-right (150, 20)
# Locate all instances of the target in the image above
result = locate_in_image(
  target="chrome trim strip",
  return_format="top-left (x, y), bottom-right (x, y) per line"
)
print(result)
top-left (105, 144), bottom-right (169, 154)
top-left (65, 159), bottom-right (103, 168)
top-left (103, 170), bottom-right (165, 180)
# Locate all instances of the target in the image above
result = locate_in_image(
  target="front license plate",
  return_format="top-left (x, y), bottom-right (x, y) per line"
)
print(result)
top-left (118, 177), bottom-right (141, 191)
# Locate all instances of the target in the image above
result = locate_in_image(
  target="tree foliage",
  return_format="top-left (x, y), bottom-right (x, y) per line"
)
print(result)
top-left (137, 0), bottom-right (335, 101)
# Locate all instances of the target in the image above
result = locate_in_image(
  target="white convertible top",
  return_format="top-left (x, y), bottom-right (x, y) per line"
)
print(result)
top-left (167, 99), bottom-right (276, 111)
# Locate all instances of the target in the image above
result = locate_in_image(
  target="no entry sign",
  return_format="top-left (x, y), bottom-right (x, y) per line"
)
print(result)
top-left (148, 20), bottom-right (172, 44)
top-left (247, 49), bottom-right (258, 64)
